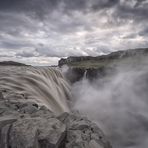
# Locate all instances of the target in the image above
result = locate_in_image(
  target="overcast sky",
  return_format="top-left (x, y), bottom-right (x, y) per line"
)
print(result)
top-left (0, 0), bottom-right (148, 65)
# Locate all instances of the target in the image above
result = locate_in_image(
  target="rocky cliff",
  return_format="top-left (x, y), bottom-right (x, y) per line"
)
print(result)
top-left (0, 90), bottom-right (112, 148)
top-left (59, 48), bottom-right (148, 82)
top-left (59, 48), bottom-right (148, 67)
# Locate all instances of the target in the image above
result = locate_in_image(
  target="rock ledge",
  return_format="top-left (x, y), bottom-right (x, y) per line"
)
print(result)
top-left (0, 91), bottom-right (112, 148)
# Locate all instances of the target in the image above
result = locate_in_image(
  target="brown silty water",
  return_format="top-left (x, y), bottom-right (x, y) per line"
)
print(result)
top-left (0, 66), bottom-right (71, 115)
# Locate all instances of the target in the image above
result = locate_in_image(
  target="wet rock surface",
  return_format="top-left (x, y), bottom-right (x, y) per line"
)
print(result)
top-left (0, 91), bottom-right (112, 148)
top-left (63, 67), bottom-right (115, 83)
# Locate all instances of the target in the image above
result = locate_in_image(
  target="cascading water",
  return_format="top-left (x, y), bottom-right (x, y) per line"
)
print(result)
top-left (0, 66), bottom-right (71, 115)
top-left (83, 69), bottom-right (87, 80)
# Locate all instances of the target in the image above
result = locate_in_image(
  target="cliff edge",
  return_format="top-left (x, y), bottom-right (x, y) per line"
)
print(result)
top-left (58, 48), bottom-right (148, 82)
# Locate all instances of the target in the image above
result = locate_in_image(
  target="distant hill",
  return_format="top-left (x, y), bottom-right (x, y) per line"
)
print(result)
top-left (58, 48), bottom-right (148, 68)
top-left (0, 61), bottom-right (29, 66)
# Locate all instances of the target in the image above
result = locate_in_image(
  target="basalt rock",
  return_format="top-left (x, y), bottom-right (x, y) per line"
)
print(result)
top-left (58, 48), bottom-right (148, 67)
top-left (0, 91), bottom-right (112, 148)
top-left (9, 117), bottom-right (66, 148)
top-left (58, 112), bottom-right (112, 148)
top-left (64, 67), bottom-right (114, 83)
top-left (59, 48), bottom-right (148, 83)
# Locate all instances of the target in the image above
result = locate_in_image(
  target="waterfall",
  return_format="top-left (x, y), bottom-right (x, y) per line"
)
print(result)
top-left (83, 69), bottom-right (87, 80)
top-left (0, 66), bottom-right (71, 115)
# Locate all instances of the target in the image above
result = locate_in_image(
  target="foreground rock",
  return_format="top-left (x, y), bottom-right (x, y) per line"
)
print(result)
top-left (58, 112), bottom-right (111, 148)
top-left (0, 91), bottom-right (112, 148)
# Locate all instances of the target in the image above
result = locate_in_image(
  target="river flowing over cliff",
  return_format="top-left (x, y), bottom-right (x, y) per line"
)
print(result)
top-left (0, 66), bottom-right (70, 114)
top-left (1, 53), bottom-right (148, 148)
top-left (0, 66), bottom-right (111, 148)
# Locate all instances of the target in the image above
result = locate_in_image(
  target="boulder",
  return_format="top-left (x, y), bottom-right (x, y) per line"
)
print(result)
top-left (9, 117), bottom-right (66, 148)
top-left (58, 113), bottom-right (112, 148)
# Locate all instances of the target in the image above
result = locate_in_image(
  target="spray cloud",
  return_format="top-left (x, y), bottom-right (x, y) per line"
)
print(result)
top-left (71, 56), bottom-right (148, 148)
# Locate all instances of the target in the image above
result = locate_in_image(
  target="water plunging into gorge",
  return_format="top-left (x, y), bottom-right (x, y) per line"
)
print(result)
top-left (0, 66), bottom-right (71, 114)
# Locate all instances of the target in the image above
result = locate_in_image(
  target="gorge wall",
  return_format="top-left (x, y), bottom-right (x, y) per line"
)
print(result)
top-left (59, 48), bottom-right (148, 83)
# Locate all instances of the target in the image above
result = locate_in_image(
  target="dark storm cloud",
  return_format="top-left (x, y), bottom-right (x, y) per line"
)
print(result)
top-left (134, 0), bottom-right (147, 8)
top-left (16, 50), bottom-right (37, 58)
top-left (0, 0), bottom-right (60, 19)
top-left (91, 0), bottom-right (119, 11)
top-left (114, 3), bottom-right (148, 22)
top-left (0, 0), bottom-right (148, 65)
top-left (0, 0), bottom-right (146, 30)
top-left (0, 41), bottom-right (28, 50)
top-left (139, 28), bottom-right (148, 37)
top-left (0, 0), bottom-right (147, 23)
top-left (0, 0), bottom-right (119, 14)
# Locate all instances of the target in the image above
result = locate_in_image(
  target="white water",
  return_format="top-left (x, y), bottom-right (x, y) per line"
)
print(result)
top-left (83, 70), bottom-right (87, 80)
top-left (0, 66), bottom-right (71, 114)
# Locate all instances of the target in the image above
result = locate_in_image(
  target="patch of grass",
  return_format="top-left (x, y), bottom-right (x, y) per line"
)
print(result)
top-left (67, 55), bottom-right (148, 69)
top-left (67, 59), bottom-right (112, 69)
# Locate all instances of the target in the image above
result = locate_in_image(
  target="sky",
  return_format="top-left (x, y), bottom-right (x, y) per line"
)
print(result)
top-left (0, 0), bottom-right (148, 65)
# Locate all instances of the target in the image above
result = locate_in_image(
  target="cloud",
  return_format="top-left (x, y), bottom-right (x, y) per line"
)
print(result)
top-left (0, 0), bottom-right (148, 65)
top-left (15, 48), bottom-right (38, 58)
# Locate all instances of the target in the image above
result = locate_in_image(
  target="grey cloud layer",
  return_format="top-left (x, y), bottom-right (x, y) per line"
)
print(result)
top-left (0, 0), bottom-right (148, 65)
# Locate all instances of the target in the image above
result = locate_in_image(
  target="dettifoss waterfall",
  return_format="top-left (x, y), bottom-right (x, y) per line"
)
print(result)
top-left (1, 64), bottom-right (148, 148)
top-left (0, 66), bottom-right (70, 114)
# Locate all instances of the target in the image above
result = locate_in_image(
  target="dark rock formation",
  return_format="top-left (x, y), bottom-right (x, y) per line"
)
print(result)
top-left (59, 48), bottom-right (148, 83)
top-left (64, 68), bottom-right (86, 83)
top-left (0, 91), bottom-right (112, 148)
top-left (64, 67), bottom-right (108, 83)
top-left (64, 67), bottom-right (115, 83)
top-left (58, 48), bottom-right (148, 67)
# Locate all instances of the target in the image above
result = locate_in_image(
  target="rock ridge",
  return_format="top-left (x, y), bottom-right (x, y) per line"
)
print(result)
top-left (0, 91), bottom-right (112, 148)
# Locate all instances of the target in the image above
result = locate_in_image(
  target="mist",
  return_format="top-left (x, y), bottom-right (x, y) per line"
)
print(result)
top-left (71, 56), bottom-right (148, 148)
